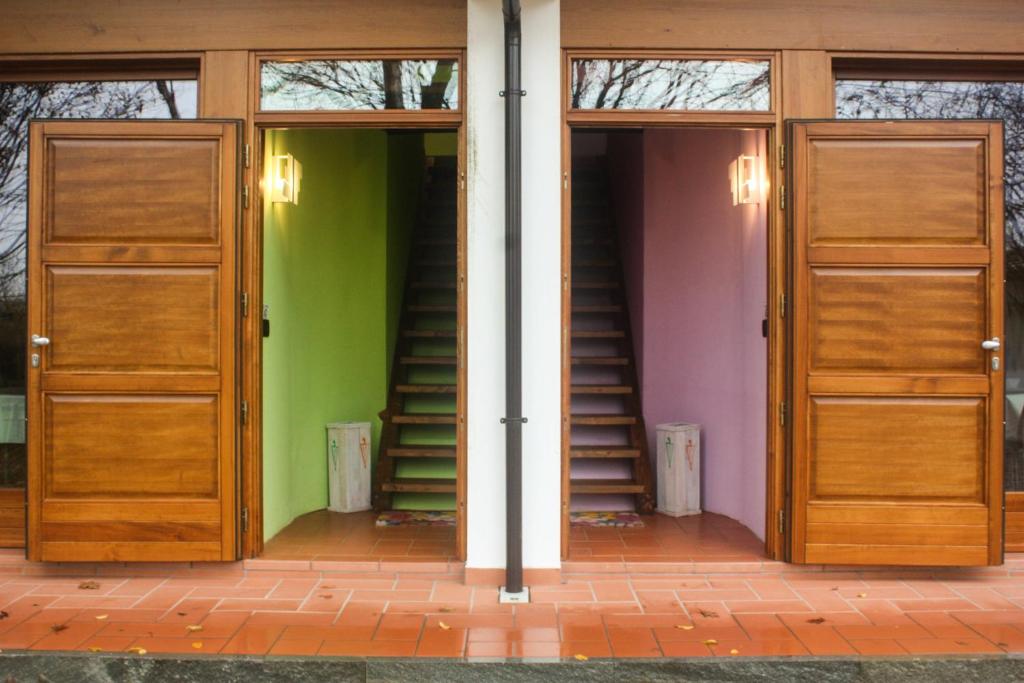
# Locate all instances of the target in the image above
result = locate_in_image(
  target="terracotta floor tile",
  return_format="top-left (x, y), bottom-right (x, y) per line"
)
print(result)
top-left (78, 634), bottom-right (136, 652)
top-left (847, 638), bottom-right (905, 655)
top-left (606, 627), bottom-right (662, 657)
top-left (897, 637), bottom-right (1003, 655)
top-left (129, 636), bottom-right (229, 654)
top-left (268, 638), bottom-right (322, 656)
top-left (562, 623), bottom-right (607, 641)
top-left (29, 620), bottom-right (105, 650)
top-left (835, 623), bottom-right (931, 640)
top-left (788, 625), bottom-right (857, 655)
top-left (374, 613), bottom-right (424, 640)
top-left (967, 623), bottom-right (1024, 651)
top-left (319, 639), bottom-right (418, 657)
top-left (560, 640), bottom-right (613, 658)
top-left (659, 640), bottom-right (713, 657)
top-left (734, 614), bottom-right (793, 640)
top-left (466, 627), bottom-right (559, 642)
top-left (415, 627), bottom-right (467, 657)
top-left (219, 624), bottom-right (285, 655)
top-left (711, 639), bottom-right (808, 657)
top-left (907, 611), bottom-right (979, 639)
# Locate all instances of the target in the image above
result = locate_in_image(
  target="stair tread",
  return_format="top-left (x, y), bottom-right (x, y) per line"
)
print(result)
top-left (402, 329), bottom-right (456, 338)
top-left (571, 356), bottom-right (629, 365)
top-left (408, 305), bottom-right (457, 312)
top-left (381, 478), bottom-right (456, 493)
top-left (396, 384), bottom-right (457, 393)
top-left (571, 479), bottom-right (645, 493)
top-left (572, 330), bottom-right (625, 339)
top-left (411, 281), bottom-right (457, 289)
top-left (571, 384), bottom-right (633, 394)
top-left (386, 446), bottom-right (456, 458)
top-left (572, 305), bottom-right (623, 313)
top-left (571, 414), bottom-right (639, 425)
top-left (570, 446), bottom-right (641, 458)
top-left (391, 414), bottom-right (457, 424)
top-left (399, 356), bottom-right (456, 365)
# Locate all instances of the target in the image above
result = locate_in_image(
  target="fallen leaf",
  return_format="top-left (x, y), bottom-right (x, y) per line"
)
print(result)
top-left (439, 607), bottom-right (454, 613)
top-left (318, 594), bottom-right (333, 600)
top-left (438, 621), bottom-right (451, 630)
top-left (176, 612), bottom-right (188, 617)
top-left (856, 593), bottom-right (868, 599)
top-left (830, 587), bottom-right (839, 592)
top-left (185, 625), bottom-right (203, 633)
top-left (191, 642), bottom-right (203, 649)
top-left (50, 624), bottom-right (69, 633)
top-left (88, 647), bottom-right (102, 653)
top-left (697, 609), bottom-right (719, 619)
top-left (78, 581), bottom-right (100, 590)
top-left (95, 614), bottom-right (109, 621)
top-left (702, 639), bottom-right (718, 645)
top-left (998, 642), bottom-right (1010, 648)
top-left (729, 649), bottom-right (740, 655)
top-left (955, 641), bottom-right (969, 646)
top-left (321, 584), bottom-right (336, 589)
top-left (0, 611), bottom-right (8, 620)
top-left (127, 646), bottom-right (147, 655)
top-left (675, 624), bottom-right (695, 630)
top-left (806, 617), bottom-right (826, 624)
top-left (573, 654), bottom-right (589, 661)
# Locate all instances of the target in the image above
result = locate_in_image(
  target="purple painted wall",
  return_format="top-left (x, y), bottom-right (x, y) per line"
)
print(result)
top-left (635, 128), bottom-right (768, 538)
top-left (607, 132), bottom-right (646, 384)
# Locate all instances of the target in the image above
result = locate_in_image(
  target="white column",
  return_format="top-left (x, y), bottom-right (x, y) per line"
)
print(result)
top-left (465, 0), bottom-right (562, 572)
top-left (519, 0), bottom-right (562, 570)
top-left (466, 0), bottom-right (507, 570)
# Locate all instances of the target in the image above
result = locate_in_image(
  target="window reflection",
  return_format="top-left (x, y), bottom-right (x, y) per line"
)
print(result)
top-left (0, 79), bottom-right (196, 488)
top-left (260, 59), bottom-right (459, 111)
top-left (836, 78), bottom-right (1024, 491)
top-left (570, 59), bottom-right (771, 111)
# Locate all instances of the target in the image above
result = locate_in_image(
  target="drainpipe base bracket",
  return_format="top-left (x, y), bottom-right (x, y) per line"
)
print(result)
top-left (499, 586), bottom-right (531, 604)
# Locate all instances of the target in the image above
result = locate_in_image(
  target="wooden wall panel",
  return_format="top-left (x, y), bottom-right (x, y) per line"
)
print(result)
top-left (0, 1), bottom-right (465, 54)
top-left (562, 0), bottom-right (1024, 53)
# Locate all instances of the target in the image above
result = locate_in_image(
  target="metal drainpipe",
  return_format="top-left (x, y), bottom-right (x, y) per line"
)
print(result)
top-left (501, 0), bottom-right (525, 598)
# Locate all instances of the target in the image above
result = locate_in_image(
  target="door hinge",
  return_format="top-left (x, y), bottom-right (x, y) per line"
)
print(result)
top-left (242, 185), bottom-right (250, 209)
top-left (240, 399), bottom-right (249, 425)
top-left (779, 293), bottom-right (786, 318)
top-left (779, 145), bottom-right (785, 169)
top-left (779, 184), bottom-right (785, 210)
top-left (243, 143), bottom-right (251, 169)
top-left (779, 401), bottom-right (786, 426)
top-left (241, 507), bottom-right (249, 533)
top-left (241, 292), bottom-right (249, 318)
top-left (777, 508), bottom-right (785, 535)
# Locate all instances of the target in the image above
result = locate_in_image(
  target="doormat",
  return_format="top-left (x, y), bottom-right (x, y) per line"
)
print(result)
top-left (376, 511), bottom-right (456, 527)
top-left (571, 511), bottom-right (644, 528)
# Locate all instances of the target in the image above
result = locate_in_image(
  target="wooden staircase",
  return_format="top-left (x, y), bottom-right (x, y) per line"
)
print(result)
top-left (374, 157), bottom-right (458, 510)
top-left (569, 161), bottom-right (655, 513)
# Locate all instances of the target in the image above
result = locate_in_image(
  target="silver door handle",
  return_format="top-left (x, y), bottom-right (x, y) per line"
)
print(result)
top-left (982, 337), bottom-right (1000, 351)
top-left (31, 335), bottom-right (50, 347)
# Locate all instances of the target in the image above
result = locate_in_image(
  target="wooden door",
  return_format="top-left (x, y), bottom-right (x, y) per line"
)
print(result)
top-left (788, 120), bottom-right (1004, 566)
top-left (26, 120), bottom-right (240, 562)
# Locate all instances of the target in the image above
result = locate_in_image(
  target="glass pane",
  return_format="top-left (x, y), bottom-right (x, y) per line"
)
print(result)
top-left (570, 58), bottom-right (770, 111)
top-left (260, 59), bottom-right (459, 111)
top-left (0, 79), bottom-right (196, 488)
top-left (836, 78), bottom-right (1024, 491)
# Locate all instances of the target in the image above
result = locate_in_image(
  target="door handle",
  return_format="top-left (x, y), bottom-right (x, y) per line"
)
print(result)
top-left (982, 337), bottom-right (1000, 351)
top-left (31, 335), bottom-right (50, 347)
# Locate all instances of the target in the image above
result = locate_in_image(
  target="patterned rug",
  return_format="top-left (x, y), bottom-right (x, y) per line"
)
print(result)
top-left (571, 511), bottom-right (644, 528)
top-left (376, 510), bottom-right (456, 527)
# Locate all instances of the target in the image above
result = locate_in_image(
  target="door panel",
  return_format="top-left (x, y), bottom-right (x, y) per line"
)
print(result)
top-left (27, 120), bottom-right (239, 562)
top-left (789, 120), bottom-right (1003, 566)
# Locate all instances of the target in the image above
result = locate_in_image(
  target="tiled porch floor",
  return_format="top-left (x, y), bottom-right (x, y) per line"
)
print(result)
top-left (568, 511), bottom-right (766, 563)
top-left (262, 510), bottom-right (457, 563)
top-left (0, 549), bottom-right (1023, 658)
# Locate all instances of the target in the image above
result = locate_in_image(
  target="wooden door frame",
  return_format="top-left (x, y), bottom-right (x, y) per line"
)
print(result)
top-left (243, 50), bottom-right (468, 560)
top-left (560, 49), bottom-right (786, 560)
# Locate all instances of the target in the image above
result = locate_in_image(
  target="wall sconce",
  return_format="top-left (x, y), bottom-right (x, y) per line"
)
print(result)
top-left (270, 153), bottom-right (302, 205)
top-left (733, 154), bottom-right (763, 205)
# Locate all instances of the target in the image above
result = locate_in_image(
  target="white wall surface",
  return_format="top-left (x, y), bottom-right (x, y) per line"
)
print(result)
top-left (466, 0), bottom-right (562, 571)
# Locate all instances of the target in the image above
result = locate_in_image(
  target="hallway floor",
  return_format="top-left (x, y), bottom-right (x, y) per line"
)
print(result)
top-left (261, 510), bottom-right (457, 564)
top-left (0, 547), bottom-right (1022, 658)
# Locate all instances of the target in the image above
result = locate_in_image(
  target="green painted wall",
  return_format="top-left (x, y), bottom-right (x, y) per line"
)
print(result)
top-left (262, 128), bottom-right (422, 540)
